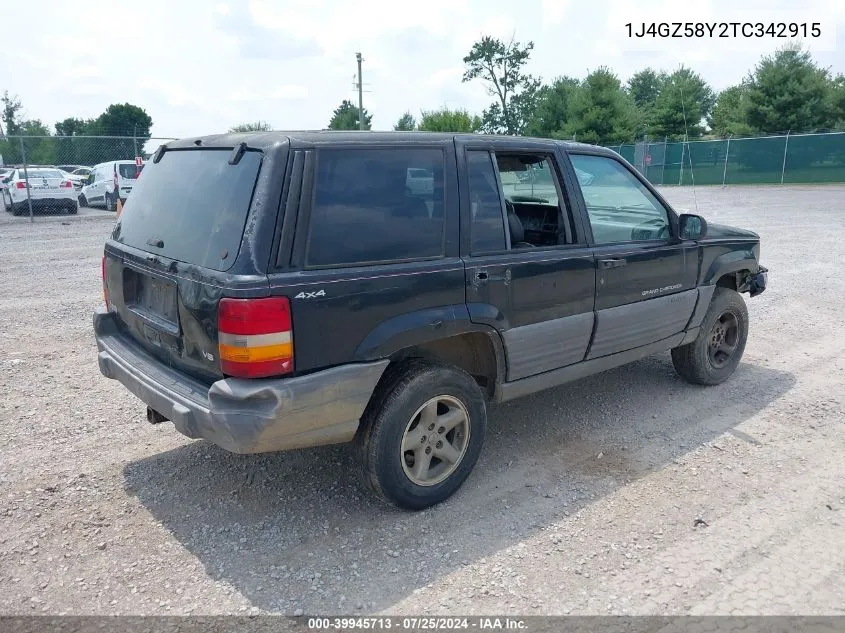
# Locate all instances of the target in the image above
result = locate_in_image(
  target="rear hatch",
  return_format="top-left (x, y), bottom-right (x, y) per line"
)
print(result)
top-left (103, 147), bottom-right (265, 383)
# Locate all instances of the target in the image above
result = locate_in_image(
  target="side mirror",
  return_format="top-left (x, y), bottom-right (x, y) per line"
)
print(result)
top-left (679, 213), bottom-right (708, 240)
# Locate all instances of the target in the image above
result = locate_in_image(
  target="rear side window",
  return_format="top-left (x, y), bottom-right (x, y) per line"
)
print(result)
top-left (305, 148), bottom-right (445, 267)
top-left (467, 150), bottom-right (507, 253)
top-left (113, 149), bottom-right (262, 272)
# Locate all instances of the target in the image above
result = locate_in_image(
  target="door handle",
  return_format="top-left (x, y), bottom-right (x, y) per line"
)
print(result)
top-left (473, 269), bottom-right (511, 285)
top-left (598, 258), bottom-right (627, 269)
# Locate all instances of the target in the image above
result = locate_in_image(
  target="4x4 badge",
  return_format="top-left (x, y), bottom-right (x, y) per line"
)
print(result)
top-left (294, 290), bottom-right (326, 299)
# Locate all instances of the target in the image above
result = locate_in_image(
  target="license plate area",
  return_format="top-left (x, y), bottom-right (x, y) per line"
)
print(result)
top-left (123, 266), bottom-right (180, 335)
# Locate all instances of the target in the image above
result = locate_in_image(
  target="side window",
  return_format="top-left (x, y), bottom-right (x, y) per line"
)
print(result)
top-left (466, 150), bottom-right (507, 254)
top-left (569, 154), bottom-right (670, 244)
top-left (495, 153), bottom-right (574, 247)
top-left (305, 148), bottom-right (445, 267)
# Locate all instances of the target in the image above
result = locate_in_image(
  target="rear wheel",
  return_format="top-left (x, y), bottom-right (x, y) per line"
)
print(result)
top-left (78, 194), bottom-right (88, 208)
top-left (66, 202), bottom-right (78, 215)
top-left (356, 360), bottom-right (487, 510)
top-left (671, 287), bottom-right (749, 385)
top-left (105, 192), bottom-right (115, 212)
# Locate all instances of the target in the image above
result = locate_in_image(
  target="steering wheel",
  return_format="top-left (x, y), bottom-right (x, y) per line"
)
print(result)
top-left (632, 218), bottom-right (670, 240)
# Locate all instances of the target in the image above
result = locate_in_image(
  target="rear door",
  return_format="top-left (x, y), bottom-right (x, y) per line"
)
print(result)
top-left (117, 162), bottom-right (143, 198)
top-left (104, 147), bottom-right (269, 383)
top-left (268, 141), bottom-right (464, 373)
top-left (564, 151), bottom-right (699, 359)
top-left (459, 138), bottom-right (595, 382)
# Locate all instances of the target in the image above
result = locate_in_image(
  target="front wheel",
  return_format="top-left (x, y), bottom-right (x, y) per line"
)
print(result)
top-left (356, 360), bottom-right (487, 510)
top-left (671, 287), bottom-right (749, 385)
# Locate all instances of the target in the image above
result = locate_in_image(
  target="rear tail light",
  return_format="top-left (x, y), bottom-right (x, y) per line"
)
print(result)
top-left (61, 180), bottom-right (73, 188)
top-left (15, 182), bottom-right (26, 189)
top-left (101, 255), bottom-right (110, 309)
top-left (218, 297), bottom-right (293, 378)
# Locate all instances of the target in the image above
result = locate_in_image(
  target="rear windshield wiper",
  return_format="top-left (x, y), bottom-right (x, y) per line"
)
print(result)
top-left (146, 237), bottom-right (164, 248)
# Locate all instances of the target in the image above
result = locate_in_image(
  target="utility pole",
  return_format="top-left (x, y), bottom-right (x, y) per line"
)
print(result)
top-left (355, 52), bottom-right (364, 130)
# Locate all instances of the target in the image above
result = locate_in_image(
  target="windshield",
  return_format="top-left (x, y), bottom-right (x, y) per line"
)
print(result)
top-left (113, 149), bottom-right (262, 272)
top-left (118, 164), bottom-right (144, 179)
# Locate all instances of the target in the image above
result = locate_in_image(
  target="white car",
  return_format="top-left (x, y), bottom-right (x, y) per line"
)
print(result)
top-left (3, 167), bottom-right (78, 215)
top-left (79, 160), bottom-right (144, 211)
top-left (59, 167), bottom-right (92, 192)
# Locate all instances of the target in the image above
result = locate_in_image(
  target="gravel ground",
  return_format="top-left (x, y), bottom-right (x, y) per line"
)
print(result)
top-left (0, 186), bottom-right (843, 616)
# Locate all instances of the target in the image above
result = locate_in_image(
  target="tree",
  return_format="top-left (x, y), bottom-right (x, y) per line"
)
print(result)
top-left (626, 68), bottom-right (666, 129)
top-left (54, 117), bottom-right (91, 137)
top-left (744, 45), bottom-right (835, 133)
top-left (91, 103), bottom-right (153, 137)
top-left (2, 91), bottom-right (23, 136)
top-left (394, 112), bottom-right (416, 131)
top-left (626, 68), bottom-right (666, 110)
top-left (462, 36), bottom-right (541, 135)
top-left (418, 108), bottom-right (481, 132)
top-left (229, 121), bottom-right (272, 132)
top-left (563, 68), bottom-right (637, 145)
top-left (650, 66), bottom-right (716, 139)
top-left (18, 120), bottom-right (56, 164)
top-left (524, 76), bottom-right (580, 138)
top-left (328, 99), bottom-right (372, 130)
top-left (829, 74), bottom-right (845, 127)
top-left (708, 85), bottom-right (753, 137)
top-left (54, 117), bottom-right (96, 165)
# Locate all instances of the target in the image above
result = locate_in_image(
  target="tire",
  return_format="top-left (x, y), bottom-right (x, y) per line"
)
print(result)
top-left (66, 202), bottom-right (78, 215)
top-left (11, 202), bottom-right (22, 217)
top-left (671, 287), bottom-right (749, 386)
top-left (105, 192), bottom-right (115, 212)
top-left (355, 360), bottom-right (487, 510)
top-left (79, 194), bottom-right (88, 208)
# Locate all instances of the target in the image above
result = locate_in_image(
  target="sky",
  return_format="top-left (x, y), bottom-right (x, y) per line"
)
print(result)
top-left (1, 0), bottom-right (844, 140)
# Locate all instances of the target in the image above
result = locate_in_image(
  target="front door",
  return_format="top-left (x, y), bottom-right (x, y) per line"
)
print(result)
top-left (459, 141), bottom-right (595, 382)
top-left (566, 152), bottom-right (699, 359)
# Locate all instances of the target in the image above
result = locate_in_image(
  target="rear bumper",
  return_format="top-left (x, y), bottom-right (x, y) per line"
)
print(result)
top-left (93, 307), bottom-right (389, 454)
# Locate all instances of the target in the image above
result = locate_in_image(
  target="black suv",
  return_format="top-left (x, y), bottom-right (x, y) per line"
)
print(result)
top-left (93, 132), bottom-right (767, 510)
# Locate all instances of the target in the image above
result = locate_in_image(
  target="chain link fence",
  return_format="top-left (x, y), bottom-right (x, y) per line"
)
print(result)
top-left (1, 135), bottom-right (177, 220)
top-left (607, 131), bottom-right (845, 186)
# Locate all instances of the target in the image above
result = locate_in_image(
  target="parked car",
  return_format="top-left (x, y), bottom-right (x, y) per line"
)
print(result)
top-left (59, 166), bottom-right (93, 192)
top-left (0, 168), bottom-right (14, 209)
top-left (4, 167), bottom-right (78, 215)
top-left (93, 132), bottom-right (768, 510)
top-left (80, 160), bottom-right (143, 211)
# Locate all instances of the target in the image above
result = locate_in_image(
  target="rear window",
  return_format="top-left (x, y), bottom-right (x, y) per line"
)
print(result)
top-left (21, 169), bottom-right (63, 179)
top-left (113, 149), bottom-right (262, 272)
top-left (306, 148), bottom-right (445, 267)
top-left (118, 163), bottom-right (144, 179)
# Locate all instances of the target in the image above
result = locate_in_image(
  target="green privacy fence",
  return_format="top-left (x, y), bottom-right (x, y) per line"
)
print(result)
top-left (606, 131), bottom-right (845, 186)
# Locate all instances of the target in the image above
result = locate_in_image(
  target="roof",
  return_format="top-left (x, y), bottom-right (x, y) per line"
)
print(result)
top-left (163, 130), bottom-right (613, 154)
